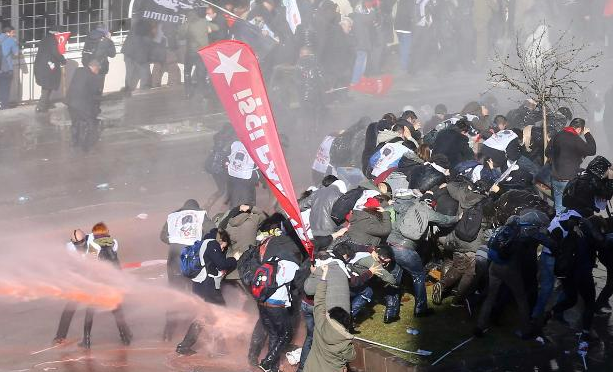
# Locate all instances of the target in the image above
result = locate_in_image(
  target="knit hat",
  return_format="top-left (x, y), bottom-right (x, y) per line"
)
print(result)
top-left (364, 197), bottom-right (380, 209)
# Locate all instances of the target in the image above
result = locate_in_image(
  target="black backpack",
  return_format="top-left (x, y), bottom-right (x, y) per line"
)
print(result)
top-left (237, 238), bottom-right (270, 286)
top-left (455, 202), bottom-right (485, 242)
top-left (330, 187), bottom-right (365, 225)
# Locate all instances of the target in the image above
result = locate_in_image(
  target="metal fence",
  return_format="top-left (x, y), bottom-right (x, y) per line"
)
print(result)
top-left (1, 0), bottom-right (133, 102)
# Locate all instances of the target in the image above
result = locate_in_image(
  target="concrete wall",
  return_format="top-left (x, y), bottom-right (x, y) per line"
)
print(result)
top-left (349, 341), bottom-right (427, 372)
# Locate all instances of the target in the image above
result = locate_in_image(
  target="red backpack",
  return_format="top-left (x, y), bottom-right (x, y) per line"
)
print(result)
top-left (251, 256), bottom-right (283, 302)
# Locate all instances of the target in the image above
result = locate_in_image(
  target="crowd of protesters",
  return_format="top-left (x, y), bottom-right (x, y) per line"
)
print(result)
top-left (55, 98), bottom-right (613, 372)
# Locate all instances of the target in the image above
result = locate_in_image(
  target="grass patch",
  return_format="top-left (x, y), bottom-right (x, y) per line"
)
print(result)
top-left (353, 286), bottom-right (539, 366)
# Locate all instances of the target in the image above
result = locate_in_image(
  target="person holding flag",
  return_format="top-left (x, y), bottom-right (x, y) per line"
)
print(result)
top-left (34, 30), bottom-right (66, 113)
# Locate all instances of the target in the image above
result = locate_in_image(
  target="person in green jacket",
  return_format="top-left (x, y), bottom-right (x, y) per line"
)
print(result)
top-left (304, 265), bottom-right (356, 372)
top-left (178, 6), bottom-right (218, 98)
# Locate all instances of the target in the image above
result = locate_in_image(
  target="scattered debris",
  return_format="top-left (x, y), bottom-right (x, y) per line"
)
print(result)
top-left (17, 196), bottom-right (30, 203)
top-left (535, 336), bottom-right (545, 345)
top-left (406, 328), bottom-right (420, 335)
top-left (285, 348), bottom-right (302, 365)
top-left (136, 213), bottom-right (148, 220)
top-left (96, 183), bottom-right (110, 190)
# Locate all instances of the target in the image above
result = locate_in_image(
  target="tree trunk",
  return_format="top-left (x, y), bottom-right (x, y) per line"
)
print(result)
top-left (542, 104), bottom-right (548, 163)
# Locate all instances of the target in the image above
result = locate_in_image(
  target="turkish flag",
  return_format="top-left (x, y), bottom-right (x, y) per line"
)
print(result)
top-left (350, 74), bottom-right (393, 96)
top-left (54, 32), bottom-right (71, 55)
top-left (198, 40), bottom-right (314, 256)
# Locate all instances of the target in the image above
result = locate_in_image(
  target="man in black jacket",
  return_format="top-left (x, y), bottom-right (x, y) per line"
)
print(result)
top-left (432, 118), bottom-right (475, 169)
top-left (82, 25), bottom-right (116, 90)
top-left (66, 59), bottom-right (103, 151)
top-left (546, 118), bottom-right (597, 215)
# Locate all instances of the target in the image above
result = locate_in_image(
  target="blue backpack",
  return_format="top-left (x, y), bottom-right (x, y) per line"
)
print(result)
top-left (180, 240), bottom-right (206, 278)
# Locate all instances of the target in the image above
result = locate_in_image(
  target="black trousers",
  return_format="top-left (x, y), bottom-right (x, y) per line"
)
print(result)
top-left (55, 302), bottom-right (130, 340)
top-left (553, 268), bottom-right (596, 331)
top-left (257, 304), bottom-right (292, 371)
top-left (596, 250), bottom-right (613, 309)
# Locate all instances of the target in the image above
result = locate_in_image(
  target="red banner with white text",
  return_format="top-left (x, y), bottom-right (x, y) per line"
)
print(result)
top-left (198, 40), bottom-right (314, 256)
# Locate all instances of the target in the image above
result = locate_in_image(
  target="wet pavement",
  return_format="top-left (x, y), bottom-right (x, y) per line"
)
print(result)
top-left (1, 71), bottom-right (612, 372)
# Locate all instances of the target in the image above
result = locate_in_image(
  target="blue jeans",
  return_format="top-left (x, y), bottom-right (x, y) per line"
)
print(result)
top-left (351, 50), bottom-right (368, 84)
top-left (396, 32), bottom-right (412, 72)
top-left (531, 251), bottom-right (555, 318)
top-left (298, 301), bottom-right (314, 369)
top-left (551, 178), bottom-right (568, 215)
top-left (0, 71), bottom-right (13, 108)
top-left (350, 286), bottom-right (373, 318)
top-left (391, 246), bottom-right (428, 314)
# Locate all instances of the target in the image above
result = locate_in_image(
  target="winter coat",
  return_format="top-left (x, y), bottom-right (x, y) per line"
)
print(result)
top-left (34, 34), bottom-right (66, 90)
top-left (82, 29), bottom-right (116, 75)
top-left (394, 0), bottom-right (416, 32)
top-left (397, 150), bottom-right (424, 179)
top-left (301, 180), bottom-right (347, 236)
top-left (432, 128), bottom-right (474, 168)
top-left (66, 67), bottom-right (103, 120)
top-left (350, 254), bottom-right (397, 286)
top-left (224, 207), bottom-right (267, 279)
top-left (347, 210), bottom-right (391, 246)
top-left (178, 11), bottom-right (213, 52)
top-left (481, 130), bottom-right (522, 168)
top-left (408, 163), bottom-right (447, 192)
top-left (546, 128), bottom-right (597, 181)
top-left (446, 181), bottom-right (486, 210)
top-left (261, 235), bottom-right (304, 264)
top-left (304, 261), bottom-right (351, 312)
top-left (200, 229), bottom-right (237, 278)
top-left (88, 235), bottom-right (120, 266)
top-left (388, 195), bottom-right (459, 248)
top-left (563, 157), bottom-right (613, 217)
top-left (304, 281), bottom-right (355, 372)
top-left (295, 54), bottom-right (325, 104)
top-left (121, 21), bottom-right (153, 63)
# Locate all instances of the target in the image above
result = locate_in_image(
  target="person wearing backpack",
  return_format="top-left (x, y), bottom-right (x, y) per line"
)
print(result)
top-left (33, 30), bottom-right (66, 113)
top-left (79, 222), bottom-right (132, 349)
top-left (160, 199), bottom-right (214, 341)
top-left (252, 252), bottom-right (299, 372)
top-left (175, 228), bottom-right (237, 355)
top-left (0, 25), bottom-right (19, 110)
top-left (300, 177), bottom-right (348, 237)
top-left (549, 215), bottom-right (605, 343)
top-left (82, 25), bottom-right (116, 90)
top-left (388, 192), bottom-right (460, 317)
top-left (475, 213), bottom-right (554, 339)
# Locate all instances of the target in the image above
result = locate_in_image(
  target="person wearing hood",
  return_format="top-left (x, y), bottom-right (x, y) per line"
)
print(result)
top-left (346, 196), bottom-right (391, 247)
top-left (432, 118), bottom-right (475, 169)
top-left (79, 222), bottom-right (132, 349)
top-left (562, 156), bottom-right (613, 218)
top-left (408, 153), bottom-right (450, 193)
top-left (34, 31), bottom-right (66, 113)
top-left (424, 104), bottom-right (448, 133)
top-left (300, 177), bottom-right (348, 237)
top-left (175, 228), bottom-right (237, 355)
top-left (219, 204), bottom-right (267, 279)
top-left (66, 59), bottom-right (104, 151)
top-left (160, 199), bottom-right (214, 341)
top-left (304, 265), bottom-right (355, 372)
top-left (82, 25), bottom-right (116, 90)
top-left (546, 118), bottom-right (597, 215)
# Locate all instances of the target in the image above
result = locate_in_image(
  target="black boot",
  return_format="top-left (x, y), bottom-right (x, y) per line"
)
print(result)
top-left (176, 322), bottom-right (202, 356)
top-left (113, 307), bottom-right (132, 346)
top-left (79, 308), bottom-right (94, 349)
top-left (247, 319), bottom-right (267, 365)
top-left (54, 302), bottom-right (77, 345)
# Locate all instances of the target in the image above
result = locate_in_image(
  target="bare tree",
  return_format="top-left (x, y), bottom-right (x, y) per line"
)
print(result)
top-left (488, 22), bottom-right (602, 159)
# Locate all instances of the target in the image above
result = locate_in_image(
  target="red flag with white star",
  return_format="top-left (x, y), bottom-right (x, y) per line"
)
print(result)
top-left (198, 40), bottom-right (314, 256)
